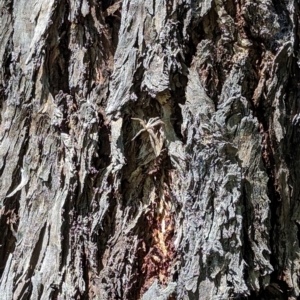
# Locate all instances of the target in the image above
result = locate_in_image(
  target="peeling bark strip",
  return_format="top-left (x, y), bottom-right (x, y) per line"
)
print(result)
top-left (0, 0), bottom-right (300, 299)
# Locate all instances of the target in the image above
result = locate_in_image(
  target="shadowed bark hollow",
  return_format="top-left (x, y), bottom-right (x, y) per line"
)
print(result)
top-left (0, 0), bottom-right (300, 299)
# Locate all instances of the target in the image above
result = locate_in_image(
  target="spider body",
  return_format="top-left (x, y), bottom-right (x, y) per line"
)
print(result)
top-left (131, 117), bottom-right (165, 156)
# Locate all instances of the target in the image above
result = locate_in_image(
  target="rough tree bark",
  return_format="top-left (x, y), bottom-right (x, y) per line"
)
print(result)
top-left (0, 0), bottom-right (299, 299)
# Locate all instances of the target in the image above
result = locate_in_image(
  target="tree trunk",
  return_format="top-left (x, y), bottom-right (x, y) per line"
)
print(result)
top-left (0, 0), bottom-right (299, 299)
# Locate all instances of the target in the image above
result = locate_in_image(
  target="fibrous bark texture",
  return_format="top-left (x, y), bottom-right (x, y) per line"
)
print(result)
top-left (0, 0), bottom-right (300, 299)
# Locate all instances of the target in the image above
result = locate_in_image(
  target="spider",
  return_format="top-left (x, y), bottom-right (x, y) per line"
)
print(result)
top-left (131, 117), bottom-right (165, 156)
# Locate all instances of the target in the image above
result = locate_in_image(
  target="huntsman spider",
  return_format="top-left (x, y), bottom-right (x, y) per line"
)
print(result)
top-left (131, 117), bottom-right (165, 156)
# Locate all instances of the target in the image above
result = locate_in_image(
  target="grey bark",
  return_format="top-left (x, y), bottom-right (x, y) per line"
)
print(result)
top-left (0, 0), bottom-right (299, 299)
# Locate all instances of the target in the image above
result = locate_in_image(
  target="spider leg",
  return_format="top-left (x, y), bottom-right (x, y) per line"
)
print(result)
top-left (148, 129), bottom-right (161, 156)
top-left (132, 129), bottom-right (146, 141)
top-left (149, 120), bottom-right (165, 127)
top-left (131, 118), bottom-right (146, 127)
top-left (147, 117), bottom-right (160, 125)
top-left (149, 134), bottom-right (158, 156)
top-left (148, 129), bottom-right (160, 143)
